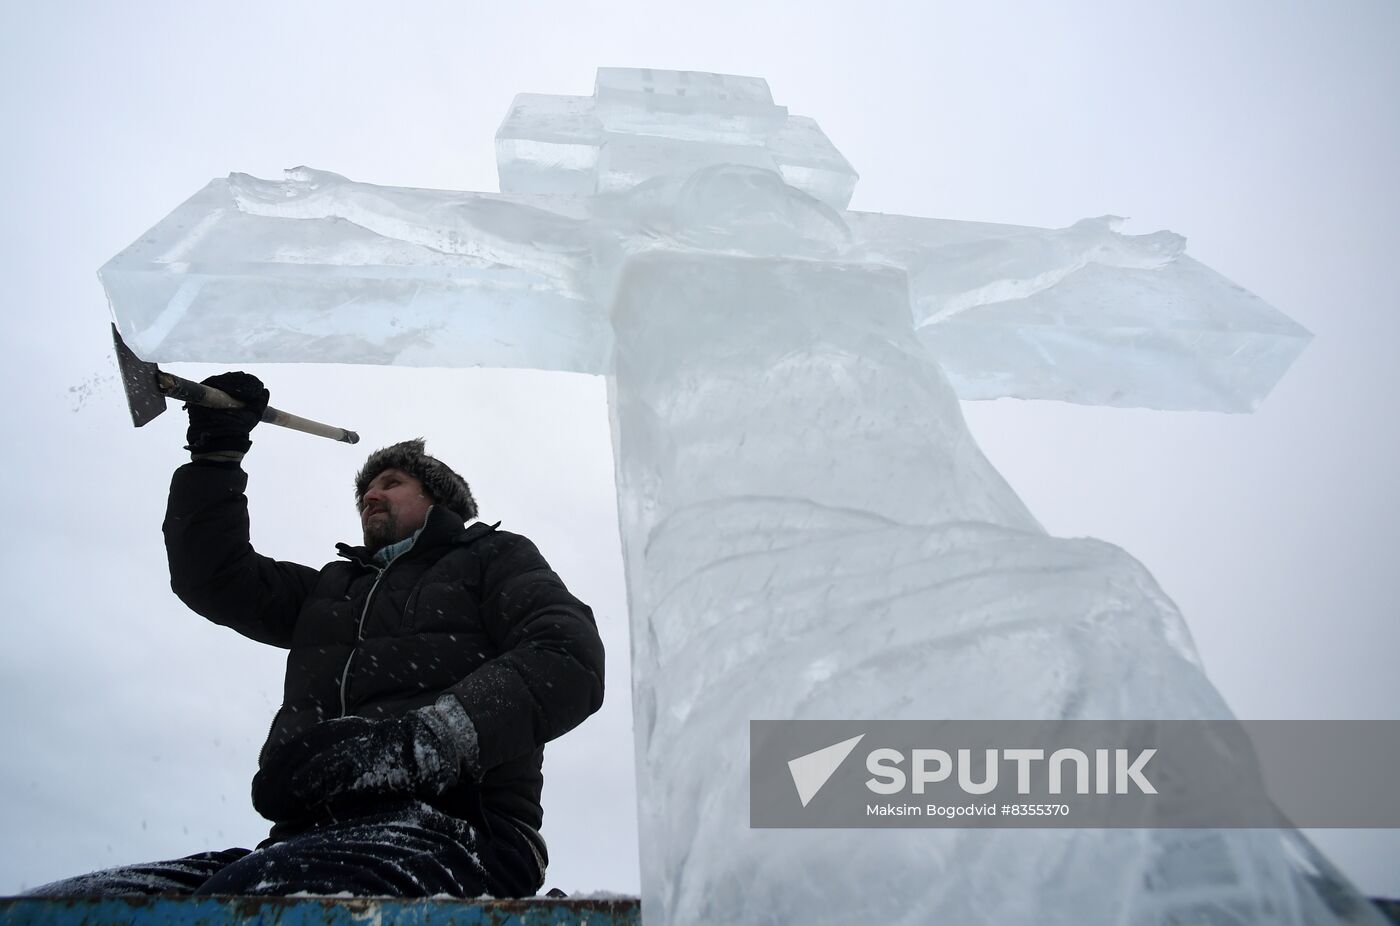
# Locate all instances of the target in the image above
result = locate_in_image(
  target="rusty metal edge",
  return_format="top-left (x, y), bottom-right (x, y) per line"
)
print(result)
top-left (0, 894), bottom-right (642, 926)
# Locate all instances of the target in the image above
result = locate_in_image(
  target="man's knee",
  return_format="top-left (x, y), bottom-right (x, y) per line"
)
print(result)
top-left (191, 845), bottom-right (296, 896)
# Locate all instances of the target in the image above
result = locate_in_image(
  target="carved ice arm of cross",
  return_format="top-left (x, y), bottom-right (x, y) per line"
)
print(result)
top-left (845, 210), bottom-right (1311, 412)
top-left (102, 167), bottom-right (1307, 413)
top-left (100, 169), bottom-right (611, 373)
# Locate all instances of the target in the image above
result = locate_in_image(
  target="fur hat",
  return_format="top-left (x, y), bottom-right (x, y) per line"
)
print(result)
top-left (354, 438), bottom-right (477, 523)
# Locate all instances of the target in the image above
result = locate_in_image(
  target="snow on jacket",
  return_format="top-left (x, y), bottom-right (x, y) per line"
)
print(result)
top-left (162, 459), bottom-right (605, 844)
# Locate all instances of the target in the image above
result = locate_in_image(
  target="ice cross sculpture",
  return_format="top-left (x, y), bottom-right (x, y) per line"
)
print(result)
top-left (102, 70), bottom-right (1374, 925)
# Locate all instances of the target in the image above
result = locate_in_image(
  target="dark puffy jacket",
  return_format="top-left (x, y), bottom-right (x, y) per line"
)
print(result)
top-left (162, 460), bottom-right (605, 846)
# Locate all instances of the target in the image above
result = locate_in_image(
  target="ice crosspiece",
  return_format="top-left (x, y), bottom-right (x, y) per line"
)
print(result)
top-left (103, 69), bottom-right (1372, 925)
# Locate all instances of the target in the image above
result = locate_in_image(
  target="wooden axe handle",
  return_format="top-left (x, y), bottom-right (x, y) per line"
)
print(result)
top-left (159, 373), bottom-right (360, 444)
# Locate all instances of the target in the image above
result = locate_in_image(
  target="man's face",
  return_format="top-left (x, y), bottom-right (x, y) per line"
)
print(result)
top-left (360, 468), bottom-right (434, 550)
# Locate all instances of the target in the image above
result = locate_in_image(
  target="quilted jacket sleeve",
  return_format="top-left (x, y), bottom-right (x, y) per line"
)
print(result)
top-left (163, 460), bottom-right (319, 648)
top-left (446, 532), bottom-right (606, 773)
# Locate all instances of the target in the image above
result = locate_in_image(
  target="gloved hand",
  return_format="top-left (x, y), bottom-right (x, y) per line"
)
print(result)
top-left (183, 371), bottom-right (269, 458)
top-left (251, 697), bottom-right (479, 823)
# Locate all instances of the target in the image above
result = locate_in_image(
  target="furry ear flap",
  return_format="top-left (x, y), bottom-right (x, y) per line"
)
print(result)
top-left (355, 438), bottom-right (477, 522)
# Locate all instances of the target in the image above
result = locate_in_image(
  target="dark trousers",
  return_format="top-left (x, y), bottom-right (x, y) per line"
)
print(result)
top-left (25, 801), bottom-right (542, 899)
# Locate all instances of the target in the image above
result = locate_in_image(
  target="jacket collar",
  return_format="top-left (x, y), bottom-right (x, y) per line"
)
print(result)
top-left (336, 506), bottom-right (499, 567)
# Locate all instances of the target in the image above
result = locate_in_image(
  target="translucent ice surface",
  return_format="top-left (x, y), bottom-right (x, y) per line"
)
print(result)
top-left (495, 68), bottom-right (858, 209)
top-left (101, 168), bottom-right (607, 372)
top-left (101, 69), bottom-right (1370, 926)
top-left (103, 169), bottom-right (1306, 412)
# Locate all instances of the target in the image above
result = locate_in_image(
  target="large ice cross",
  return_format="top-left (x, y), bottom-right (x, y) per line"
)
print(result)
top-left (105, 70), bottom-right (1352, 926)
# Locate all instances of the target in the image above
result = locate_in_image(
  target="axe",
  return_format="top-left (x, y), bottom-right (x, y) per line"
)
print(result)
top-left (112, 324), bottom-right (360, 444)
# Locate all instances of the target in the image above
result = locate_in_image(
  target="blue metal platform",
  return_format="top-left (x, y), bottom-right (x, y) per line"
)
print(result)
top-left (0, 895), bottom-right (641, 925)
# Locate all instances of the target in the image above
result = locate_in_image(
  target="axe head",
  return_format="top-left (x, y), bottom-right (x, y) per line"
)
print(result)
top-left (112, 324), bottom-right (168, 427)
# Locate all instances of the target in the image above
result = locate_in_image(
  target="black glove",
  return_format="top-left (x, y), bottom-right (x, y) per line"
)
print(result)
top-left (184, 371), bottom-right (269, 458)
top-left (252, 716), bottom-right (374, 823)
top-left (251, 698), bottom-right (478, 823)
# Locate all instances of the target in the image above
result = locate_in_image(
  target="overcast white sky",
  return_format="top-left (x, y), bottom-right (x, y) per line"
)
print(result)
top-left (2, 0), bottom-right (1397, 903)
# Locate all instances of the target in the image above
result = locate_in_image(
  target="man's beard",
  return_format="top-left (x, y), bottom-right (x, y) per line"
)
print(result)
top-left (362, 509), bottom-right (402, 550)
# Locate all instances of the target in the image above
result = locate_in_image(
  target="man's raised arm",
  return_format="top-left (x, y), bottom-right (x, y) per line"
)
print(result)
top-left (162, 371), bottom-right (318, 648)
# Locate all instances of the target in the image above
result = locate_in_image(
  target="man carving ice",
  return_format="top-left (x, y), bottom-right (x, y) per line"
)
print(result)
top-left (30, 372), bottom-right (605, 898)
top-left (92, 68), bottom-right (1375, 923)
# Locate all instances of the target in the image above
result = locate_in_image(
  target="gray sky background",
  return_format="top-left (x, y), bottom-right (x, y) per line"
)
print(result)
top-left (2, 0), bottom-right (1397, 901)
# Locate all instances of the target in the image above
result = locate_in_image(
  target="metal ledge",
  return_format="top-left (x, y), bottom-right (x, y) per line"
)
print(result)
top-left (0, 895), bottom-right (641, 925)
